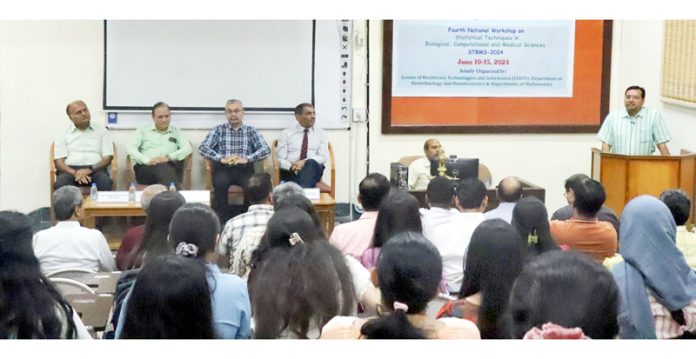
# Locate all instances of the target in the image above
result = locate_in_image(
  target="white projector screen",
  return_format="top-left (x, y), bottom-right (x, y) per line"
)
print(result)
top-left (104, 20), bottom-right (351, 129)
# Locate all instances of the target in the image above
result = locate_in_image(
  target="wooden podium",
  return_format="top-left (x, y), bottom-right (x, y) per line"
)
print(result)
top-left (591, 148), bottom-right (696, 219)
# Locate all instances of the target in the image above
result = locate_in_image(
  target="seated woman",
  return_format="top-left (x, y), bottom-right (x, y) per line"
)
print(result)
top-left (118, 255), bottom-right (215, 339)
top-left (361, 190), bottom-right (423, 269)
top-left (508, 250), bottom-right (619, 339)
top-left (117, 203), bottom-right (251, 339)
top-left (0, 211), bottom-right (90, 339)
top-left (511, 196), bottom-right (559, 259)
top-left (248, 209), bottom-right (356, 338)
top-left (321, 232), bottom-right (480, 339)
top-left (611, 195), bottom-right (696, 339)
top-left (438, 218), bottom-right (525, 339)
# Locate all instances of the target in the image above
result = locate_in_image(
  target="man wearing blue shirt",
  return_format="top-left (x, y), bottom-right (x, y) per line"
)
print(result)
top-left (199, 99), bottom-right (270, 222)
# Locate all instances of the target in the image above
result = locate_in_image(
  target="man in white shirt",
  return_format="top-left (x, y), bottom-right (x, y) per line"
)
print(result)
top-left (428, 177), bottom-right (488, 293)
top-left (420, 176), bottom-right (459, 241)
top-left (33, 186), bottom-right (115, 274)
top-left (484, 176), bottom-right (522, 224)
top-left (277, 103), bottom-right (330, 189)
top-left (408, 138), bottom-right (441, 190)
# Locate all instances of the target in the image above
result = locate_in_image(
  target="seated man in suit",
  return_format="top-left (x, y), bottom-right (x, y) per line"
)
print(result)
top-left (198, 99), bottom-right (271, 223)
top-left (277, 103), bottom-right (330, 189)
top-left (54, 100), bottom-right (113, 190)
top-left (127, 101), bottom-right (192, 189)
top-left (33, 186), bottom-right (116, 274)
top-left (408, 138), bottom-right (441, 190)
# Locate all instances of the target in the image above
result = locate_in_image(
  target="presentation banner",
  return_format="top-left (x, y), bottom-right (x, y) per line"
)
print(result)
top-left (392, 20), bottom-right (575, 97)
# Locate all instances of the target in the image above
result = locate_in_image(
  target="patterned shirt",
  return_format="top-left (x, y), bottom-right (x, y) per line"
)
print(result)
top-left (127, 123), bottom-right (192, 164)
top-left (649, 292), bottom-right (696, 339)
top-left (231, 227), bottom-right (265, 280)
top-left (597, 107), bottom-right (671, 155)
top-left (54, 124), bottom-right (113, 166)
top-left (198, 123), bottom-right (270, 162)
top-left (217, 204), bottom-right (274, 258)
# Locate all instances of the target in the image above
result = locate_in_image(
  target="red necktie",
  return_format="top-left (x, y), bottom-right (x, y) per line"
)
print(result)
top-left (300, 129), bottom-right (308, 160)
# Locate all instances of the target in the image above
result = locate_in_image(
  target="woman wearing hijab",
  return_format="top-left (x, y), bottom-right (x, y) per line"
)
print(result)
top-left (611, 195), bottom-right (696, 339)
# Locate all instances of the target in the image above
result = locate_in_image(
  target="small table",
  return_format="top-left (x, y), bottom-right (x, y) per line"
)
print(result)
top-left (312, 193), bottom-right (335, 235)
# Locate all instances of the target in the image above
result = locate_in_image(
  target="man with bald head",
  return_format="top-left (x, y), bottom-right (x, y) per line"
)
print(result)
top-left (408, 138), bottom-right (441, 190)
top-left (484, 176), bottom-right (522, 223)
top-left (54, 100), bottom-right (114, 190)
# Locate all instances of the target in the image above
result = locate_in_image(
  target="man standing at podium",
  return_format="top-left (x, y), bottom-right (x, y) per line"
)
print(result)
top-left (598, 86), bottom-right (671, 156)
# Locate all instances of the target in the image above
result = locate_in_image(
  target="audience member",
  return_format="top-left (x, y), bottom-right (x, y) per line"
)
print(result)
top-left (320, 232), bottom-right (480, 339)
top-left (126, 101), bottom-right (192, 188)
top-left (0, 211), bottom-right (91, 339)
top-left (550, 176), bottom-right (617, 261)
top-left (439, 219), bottom-right (525, 339)
top-left (408, 138), bottom-right (441, 190)
top-left (217, 173), bottom-right (274, 268)
top-left (660, 189), bottom-right (696, 269)
top-left (361, 190), bottom-right (423, 269)
top-left (428, 178), bottom-right (487, 293)
top-left (33, 186), bottom-right (115, 274)
top-left (509, 251), bottom-right (619, 339)
top-left (484, 176), bottom-right (522, 223)
top-left (611, 195), bottom-right (696, 339)
top-left (277, 103), bottom-right (330, 188)
top-left (119, 255), bottom-right (216, 339)
top-left (420, 176), bottom-right (457, 241)
top-left (248, 209), bottom-right (356, 338)
top-left (54, 100), bottom-right (113, 190)
top-left (117, 203), bottom-right (251, 339)
top-left (198, 99), bottom-right (271, 223)
top-left (551, 173), bottom-right (620, 234)
top-left (330, 173), bottom-right (390, 260)
top-left (115, 184), bottom-right (168, 270)
top-left (511, 196), bottom-right (558, 259)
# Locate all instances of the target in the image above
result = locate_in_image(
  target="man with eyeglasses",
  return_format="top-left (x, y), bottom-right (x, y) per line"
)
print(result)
top-left (199, 99), bottom-right (270, 223)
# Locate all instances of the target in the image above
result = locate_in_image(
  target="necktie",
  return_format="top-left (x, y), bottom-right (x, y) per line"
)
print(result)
top-left (300, 129), bottom-right (308, 160)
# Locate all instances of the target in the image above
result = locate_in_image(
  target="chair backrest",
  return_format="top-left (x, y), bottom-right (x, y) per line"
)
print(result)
top-left (46, 268), bottom-right (97, 279)
top-left (398, 155), bottom-right (423, 167)
top-left (271, 139), bottom-right (336, 198)
top-left (64, 293), bottom-right (115, 333)
top-left (126, 141), bottom-right (193, 190)
top-left (50, 277), bottom-right (97, 295)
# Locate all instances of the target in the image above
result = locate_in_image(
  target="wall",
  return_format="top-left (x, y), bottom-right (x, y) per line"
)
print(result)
top-left (0, 21), bottom-right (355, 213)
top-left (367, 20), bottom-right (696, 214)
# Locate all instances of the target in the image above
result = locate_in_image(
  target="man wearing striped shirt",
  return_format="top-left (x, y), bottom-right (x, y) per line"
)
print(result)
top-left (598, 86), bottom-right (671, 156)
top-left (199, 99), bottom-right (271, 223)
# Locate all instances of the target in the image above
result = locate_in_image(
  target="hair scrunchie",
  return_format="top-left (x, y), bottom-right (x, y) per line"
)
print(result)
top-left (175, 242), bottom-right (199, 258)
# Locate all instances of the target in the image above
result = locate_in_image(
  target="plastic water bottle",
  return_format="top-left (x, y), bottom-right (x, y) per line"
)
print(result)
top-left (169, 182), bottom-right (177, 192)
top-left (90, 182), bottom-right (98, 201)
top-left (128, 182), bottom-right (136, 204)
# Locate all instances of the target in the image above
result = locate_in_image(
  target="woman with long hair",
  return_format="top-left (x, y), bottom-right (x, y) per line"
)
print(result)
top-left (321, 232), bottom-right (480, 339)
top-left (0, 211), bottom-right (90, 339)
top-left (510, 196), bottom-right (558, 258)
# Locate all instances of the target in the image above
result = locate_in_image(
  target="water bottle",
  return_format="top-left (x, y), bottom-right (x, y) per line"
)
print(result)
top-left (169, 182), bottom-right (177, 192)
top-left (90, 182), bottom-right (98, 201)
top-left (128, 182), bottom-right (136, 204)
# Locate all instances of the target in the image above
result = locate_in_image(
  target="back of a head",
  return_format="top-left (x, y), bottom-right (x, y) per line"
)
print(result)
top-left (456, 178), bottom-right (487, 209)
top-left (133, 191), bottom-right (187, 267)
top-left (0, 211), bottom-right (76, 339)
top-left (660, 189), bottom-right (691, 226)
top-left (508, 250), bottom-right (619, 339)
top-left (245, 173), bottom-right (273, 204)
top-left (265, 208), bottom-right (325, 248)
top-left (141, 184), bottom-right (167, 212)
top-left (497, 176), bottom-right (523, 203)
top-left (570, 177), bottom-right (606, 218)
top-left (564, 173), bottom-right (589, 192)
top-left (249, 238), bottom-right (355, 338)
top-left (52, 185), bottom-right (82, 221)
top-left (461, 219), bottom-right (525, 338)
top-left (120, 255), bottom-right (215, 339)
top-left (511, 196), bottom-right (558, 256)
top-left (426, 176), bottom-right (455, 208)
top-left (272, 181), bottom-right (305, 205)
top-left (359, 173), bottom-right (391, 211)
top-left (361, 232), bottom-right (442, 339)
top-left (372, 190), bottom-right (422, 248)
top-left (272, 193), bottom-right (322, 230)
top-left (168, 203), bottom-right (220, 258)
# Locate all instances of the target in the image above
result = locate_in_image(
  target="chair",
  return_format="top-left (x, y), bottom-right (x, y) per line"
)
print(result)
top-left (398, 155), bottom-right (492, 187)
top-left (50, 277), bottom-right (96, 295)
top-left (125, 141), bottom-right (193, 190)
top-left (46, 268), bottom-right (96, 279)
top-left (64, 293), bottom-right (115, 337)
top-left (271, 139), bottom-right (336, 199)
top-left (204, 156), bottom-right (272, 207)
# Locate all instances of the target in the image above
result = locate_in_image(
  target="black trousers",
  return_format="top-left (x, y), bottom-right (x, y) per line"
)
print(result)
top-left (212, 161), bottom-right (254, 224)
top-left (134, 161), bottom-right (184, 189)
top-left (55, 166), bottom-right (113, 191)
top-left (280, 159), bottom-right (325, 188)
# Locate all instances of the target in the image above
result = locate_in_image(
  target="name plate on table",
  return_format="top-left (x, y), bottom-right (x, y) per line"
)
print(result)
top-left (96, 191), bottom-right (142, 203)
top-left (304, 188), bottom-right (320, 200)
top-left (179, 190), bottom-right (210, 204)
